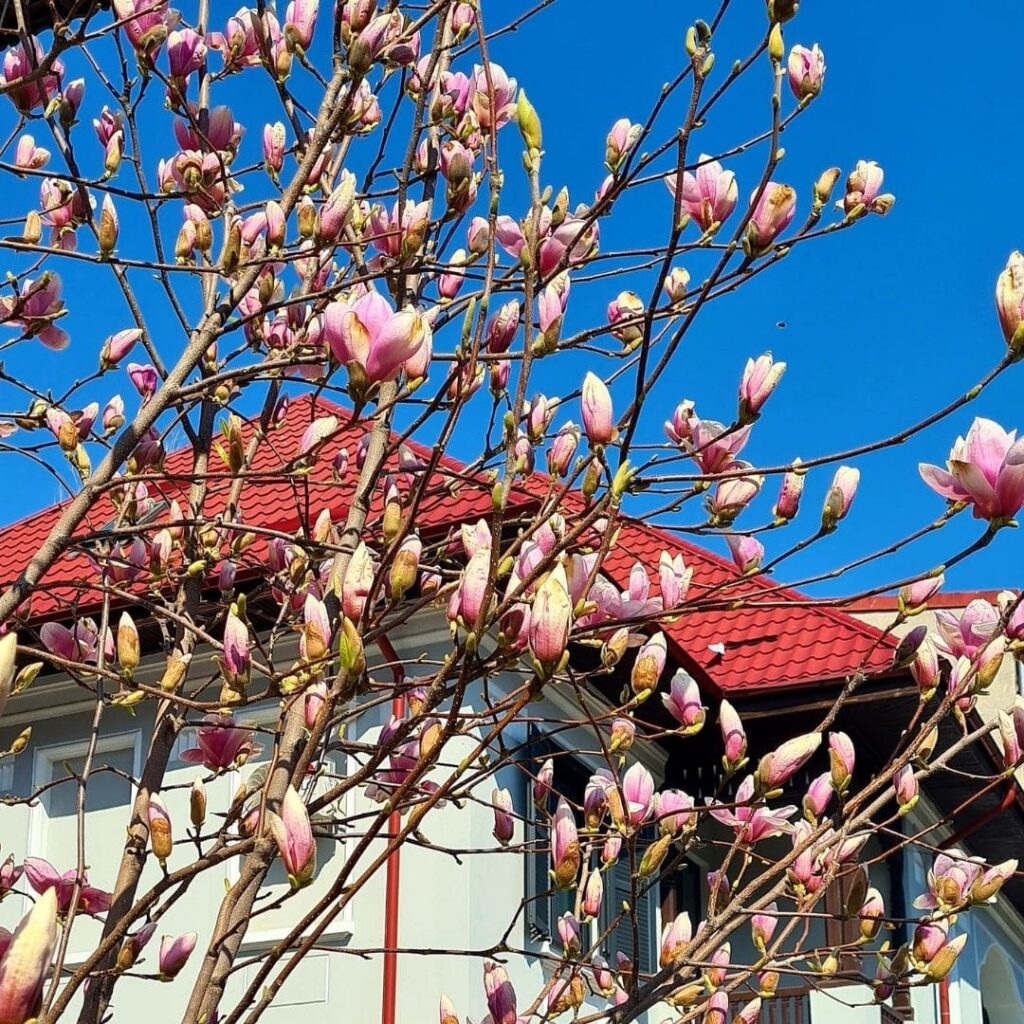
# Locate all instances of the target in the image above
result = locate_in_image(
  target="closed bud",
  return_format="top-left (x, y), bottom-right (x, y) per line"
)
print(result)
top-left (190, 776), bottom-right (207, 828)
top-left (516, 90), bottom-right (542, 152)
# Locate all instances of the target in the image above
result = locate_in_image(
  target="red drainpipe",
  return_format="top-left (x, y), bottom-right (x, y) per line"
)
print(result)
top-left (377, 636), bottom-right (405, 1024)
top-left (935, 778), bottom-right (1017, 1024)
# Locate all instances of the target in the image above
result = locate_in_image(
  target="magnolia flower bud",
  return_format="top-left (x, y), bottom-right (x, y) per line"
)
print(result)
top-left (116, 611), bottom-right (140, 675)
top-left (147, 793), bottom-right (173, 864)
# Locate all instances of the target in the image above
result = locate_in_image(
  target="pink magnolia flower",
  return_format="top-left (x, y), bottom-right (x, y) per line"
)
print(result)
top-left (557, 911), bottom-right (581, 956)
top-left (802, 771), bottom-right (832, 822)
top-left (491, 788), bottom-right (515, 846)
top-left (167, 27), bottom-right (206, 82)
top-left (662, 669), bottom-right (705, 733)
top-left (533, 758), bottom-right (554, 811)
top-left (268, 785), bottom-right (316, 889)
top-left (756, 733), bottom-right (821, 790)
top-left (914, 850), bottom-right (984, 911)
top-left (773, 465), bottom-right (805, 520)
top-left (127, 362), bottom-right (159, 401)
top-left (368, 199), bottom-right (431, 260)
top-left (284, 0), bottom-right (318, 50)
top-left (739, 353), bottom-right (786, 420)
top-left (609, 762), bottom-right (654, 828)
top-left (14, 135), bottom-right (50, 170)
top-left (470, 63), bottom-right (518, 129)
top-left (100, 328), bottom-right (142, 370)
top-left (0, 274), bottom-right (69, 350)
top-left (581, 372), bottom-right (614, 445)
top-left (324, 291), bottom-right (429, 384)
top-left (632, 632), bottom-right (667, 694)
top-left (529, 565), bottom-right (572, 671)
top-left (1, 38), bottom-right (64, 113)
top-left (996, 250), bottom-right (1024, 351)
top-left (894, 764), bottom-right (919, 815)
top-left (179, 714), bottom-right (260, 771)
top-left (547, 423), bottom-right (579, 478)
top-left (719, 699), bottom-right (747, 771)
top-left (934, 598), bottom-right (999, 660)
top-left (842, 160), bottom-right (894, 217)
top-left (538, 272), bottom-right (571, 335)
top-left (899, 574), bottom-right (945, 612)
top-left (920, 418), bottom-right (1024, 521)
top-left (709, 775), bottom-right (796, 844)
top-left (551, 798), bottom-right (580, 888)
top-left (660, 912), bottom-right (692, 968)
top-left (486, 300), bottom-right (520, 353)
top-left (343, 541), bottom-right (377, 620)
top-left (605, 118), bottom-right (642, 173)
top-left (665, 155), bottom-right (738, 233)
top-left (664, 399), bottom-right (697, 445)
top-left (822, 465), bottom-right (859, 530)
top-left (22, 858), bottom-right (111, 916)
top-left (0, 855), bottom-right (23, 897)
top-left (686, 418), bottom-right (751, 474)
top-left (787, 44), bottom-right (825, 100)
top-left (828, 731), bottom-right (855, 792)
top-left (483, 961), bottom-right (518, 1024)
top-left (655, 788), bottom-right (694, 836)
top-left (158, 931), bottom-right (197, 979)
top-left (582, 868), bottom-right (603, 919)
top-left (220, 609), bottom-right (251, 689)
top-left (745, 182), bottom-right (797, 254)
top-left (0, 887), bottom-right (58, 1024)
top-left (658, 551), bottom-right (692, 607)
top-left (726, 534), bottom-right (764, 574)
top-left (751, 903), bottom-right (778, 952)
top-left (112, 0), bottom-right (174, 57)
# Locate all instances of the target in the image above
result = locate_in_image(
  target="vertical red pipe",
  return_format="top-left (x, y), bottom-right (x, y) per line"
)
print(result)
top-left (378, 637), bottom-right (405, 1024)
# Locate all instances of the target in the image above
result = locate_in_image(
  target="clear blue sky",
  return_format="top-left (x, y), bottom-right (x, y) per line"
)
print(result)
top-left (2, 1), bottom-right (1022, 601)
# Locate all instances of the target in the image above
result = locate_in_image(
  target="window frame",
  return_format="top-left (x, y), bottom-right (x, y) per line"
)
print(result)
top-left (521, 724), bottom-right (662, 975)
top-left (221, 700), bottom-right (355, 949)
top-left (26, 729), bottom-right (143, 967)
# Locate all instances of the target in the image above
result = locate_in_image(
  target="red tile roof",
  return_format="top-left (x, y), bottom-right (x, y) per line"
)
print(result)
top-left (0, 395), bottom-right (896, 696)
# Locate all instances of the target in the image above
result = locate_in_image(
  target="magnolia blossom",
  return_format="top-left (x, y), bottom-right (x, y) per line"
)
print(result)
top-left (822, 465), bottom-right (860, 530)
top-left (159, 931), bottom-right (197, 980)
top-left (491, 788), bottom-right (514, 846)
top-left (581, 372), bottom-right (615, 445)
top-left (842, 160), bottom-right (894, 216)
top-left (665, 155), bottom-right (738, 232)
top-left (658, 551), bottom-right (692, 607)
top-left (662, 669), bottom-right (705, 733)
top-left (996, 250), bottom-right (1024, 350)
top-left (726, 534), bottom-right (764, 574)
top-left (739, 353), bottom-right (786, 419)
top-left (757, 733), bottom-right (821, 791)
top-left (551, 798), bottom-right (580, 888)
top-left (787, 44), bottom-right (825, 99)
top-left (268, 785), bottom-right (316, 889)
top-left (0, 888), bottom-right (58, 1024)
top-left (22, 858), bottom-right (111, 916)
top-left (719, 700), bottom-right (747, 771)
top-left (325, 291), bottom-right (429, 384)
top-left (179, 714), bottom-right (260, 770)
top-left (483, 961), bottom-right (518, 1024)
top-left (914, 850), bottom-right (984, 911)
top-left (745, 183), bottom-right (797, 254)
top-left (920, 418), bottom-right (1024, 520)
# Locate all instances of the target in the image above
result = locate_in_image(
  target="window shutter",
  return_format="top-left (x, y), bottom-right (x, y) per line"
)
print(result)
top-left (602, 846), bottom-right (657, 976)
top-left (523, 729), bottom-right (556, 942)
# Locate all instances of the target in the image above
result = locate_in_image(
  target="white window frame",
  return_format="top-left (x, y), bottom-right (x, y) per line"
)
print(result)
top-left (223, 701), bottom-right (355, 949)
top-left (27, 730), bottom-right (142, 967)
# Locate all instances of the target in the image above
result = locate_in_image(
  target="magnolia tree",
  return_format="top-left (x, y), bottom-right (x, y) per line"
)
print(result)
top-left (0, 1), bottom-right (1022, 1023)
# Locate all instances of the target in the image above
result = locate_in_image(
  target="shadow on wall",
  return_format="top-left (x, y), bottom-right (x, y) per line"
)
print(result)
top-left (980, 946), bottom-right (1024, 1024)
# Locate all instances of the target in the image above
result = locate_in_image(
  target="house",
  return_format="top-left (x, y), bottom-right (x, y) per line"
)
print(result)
top-left (0, 395), bottom-right (1021, 1024)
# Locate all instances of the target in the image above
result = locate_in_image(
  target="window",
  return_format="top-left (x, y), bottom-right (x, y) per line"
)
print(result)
top-left (27, 731), bottom-right (141, 964)
top-left (522, 729), bottom-right (660, 975)
top-left (223, 703), bottom-right (352, 947)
